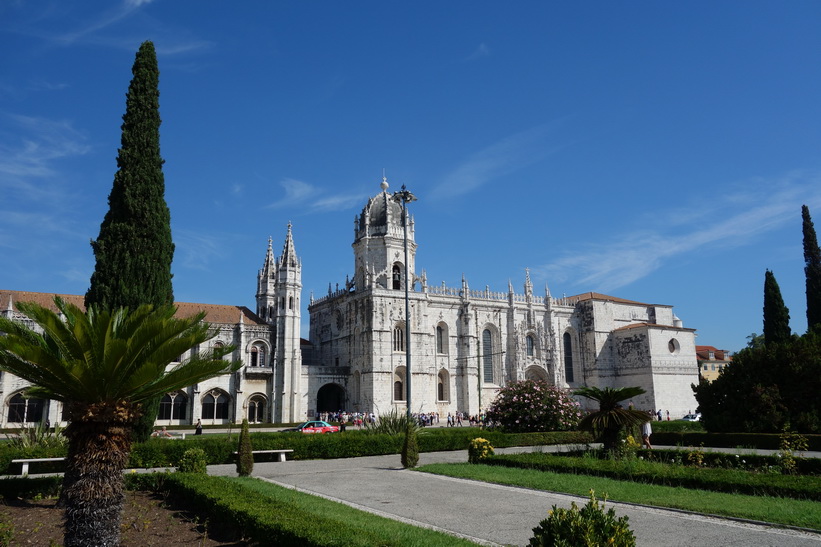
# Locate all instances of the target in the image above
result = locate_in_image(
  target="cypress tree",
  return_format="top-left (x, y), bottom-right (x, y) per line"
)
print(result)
top-left (85, 41), bottom-right (174, 442)
top-left (237, 419), bottom-right (254, 477)
top-left (802, 205), bottom-right (821, 332)
top-left (85, 41), bottom-right (174, 312)
top-left (763, 269), bottom-right (791, 345)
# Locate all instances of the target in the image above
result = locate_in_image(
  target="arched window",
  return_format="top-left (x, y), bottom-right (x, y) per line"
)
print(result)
top-left (7, 393), bottom-right (46, 423)
top-left (482, 329), bottom-right (493, 383)
top-left (158, 392), bottom-right (188, 420)
top-left (563, 332), bottom-right (574, 383)
top-left (393, 367), bottom-right (406, 401)
top-left (201, 390), bottom-right (230, 420)
top-left (393, 325), bottom-right (405, 352)
top-left (437, 369), bottom-right (449, 401)
top-left (289, 296), bottom-right (294, 310)
top-left (392, 263), bottom-right (402, 290)
top-left (250, 342), bottom-right (267, 367)
top-left (526, 335), bottom-right (535, 357)
top-left (436, 324), bottom-right (448, 355)
top-left (248, 395), bottom-right (266, 423)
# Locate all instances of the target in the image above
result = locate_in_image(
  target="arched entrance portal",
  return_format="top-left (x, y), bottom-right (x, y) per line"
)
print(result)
top-left (316, 383), bottom-right (346, 413)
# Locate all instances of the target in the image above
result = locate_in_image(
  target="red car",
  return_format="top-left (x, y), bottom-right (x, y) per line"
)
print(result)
top-left (291, 420), bottom-right (339, 434)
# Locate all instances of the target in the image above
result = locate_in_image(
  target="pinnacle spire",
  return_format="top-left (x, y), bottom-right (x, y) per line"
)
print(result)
top-left (279, 222), bottom-right (298, 268)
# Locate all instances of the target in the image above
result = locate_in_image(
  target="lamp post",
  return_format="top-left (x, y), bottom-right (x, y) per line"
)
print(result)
top-left (392, 184), bottom-right (417, 417)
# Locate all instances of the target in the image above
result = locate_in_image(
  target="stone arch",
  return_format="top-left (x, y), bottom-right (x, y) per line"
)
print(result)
top-left (316, 383), bottom-right (346, 413)
top-left (481, 323), bottom-right (501, 384)
top-left (525, 365), bottom-right (549, 383)
top-left (245, 393), bottom-right (268, 423)
top-left (437, 368), bottom-right (450, 401)
top-left (393, 365), bottom-right (406, 402)
top-left (201, 388), bottom-right (232, 422)
top-left (6, 390), bottom-right (47, 424)
top-left (246, 339), bottom-right (271, 367)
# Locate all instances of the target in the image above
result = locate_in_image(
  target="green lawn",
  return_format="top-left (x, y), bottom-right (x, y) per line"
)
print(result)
top-left (417, 463), bottom-right (821, 531)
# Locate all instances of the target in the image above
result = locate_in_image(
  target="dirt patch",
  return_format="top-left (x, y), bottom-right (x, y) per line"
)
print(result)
top-left (0, 490), bottom-right (248, 546)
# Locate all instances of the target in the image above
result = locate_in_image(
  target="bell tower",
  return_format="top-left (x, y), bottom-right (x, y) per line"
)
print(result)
top-left (352, 177), bottom-right (417, 292)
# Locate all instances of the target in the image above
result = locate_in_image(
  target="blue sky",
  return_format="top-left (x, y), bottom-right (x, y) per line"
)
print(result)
top-left (3, 1), bottom-right (821, 352)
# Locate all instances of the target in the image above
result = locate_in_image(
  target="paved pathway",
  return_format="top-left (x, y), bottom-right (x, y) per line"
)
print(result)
top-left (208, 447), bottom-right (821, 547)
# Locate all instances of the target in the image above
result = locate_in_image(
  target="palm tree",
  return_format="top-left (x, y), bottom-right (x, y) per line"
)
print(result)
top-left (574, 386), bottom-right (651, 453)
top-left (0, 297), bottom-right (240, 547)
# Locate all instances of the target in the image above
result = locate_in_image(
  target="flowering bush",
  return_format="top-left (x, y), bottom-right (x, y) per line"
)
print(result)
top-left (468, 437), bottom-right (495, 464)
top-left (486, 380), bottom-right (582, 433)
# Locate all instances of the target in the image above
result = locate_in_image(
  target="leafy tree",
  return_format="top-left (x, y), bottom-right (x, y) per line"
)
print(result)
top-left (803, 205), bottom-right (821, 332)
top-left (694, 331), bottom-right (821, 433)
top-left (746, 332), bottom-right (765, 349)
top-left (574, 387), bottom-right (650, 453)
top-left (0, 297), bottom-right (239, 546)
top-left (485, 380), bottom-right (581, 432)
top-left (84, 41), bottom-right (175, 443)
top-left (237, 418), bottom-right (254, 477)
top-left (763, 270), bottom-right (791, 345)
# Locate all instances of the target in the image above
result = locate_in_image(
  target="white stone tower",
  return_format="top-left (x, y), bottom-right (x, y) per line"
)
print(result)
top-left (256, 224), bottom-right (303, 422)
top-left (352, 177), bottom-right (417, 292)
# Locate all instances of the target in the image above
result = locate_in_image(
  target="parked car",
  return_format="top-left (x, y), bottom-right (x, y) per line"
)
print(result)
top-left (681, 413), bottom-right (701, 421)
top-left (282, 420), bottom-right (340, 434)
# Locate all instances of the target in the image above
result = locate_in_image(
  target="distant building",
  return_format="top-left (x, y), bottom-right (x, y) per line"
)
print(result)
top-left (696, 345), bottom-right (732, 382)
top-left (0, 178), bottom-right (703, 427)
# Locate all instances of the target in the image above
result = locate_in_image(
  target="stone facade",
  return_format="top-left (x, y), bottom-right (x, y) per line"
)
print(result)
top-left (0, 180), bottom-right (701, 427)
top-left (306, 180), bottom-right (699, 418)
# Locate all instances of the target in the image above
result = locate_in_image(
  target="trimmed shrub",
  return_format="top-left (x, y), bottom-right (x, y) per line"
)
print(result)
top-left (530, 490), bottom-right (635, 546)
top-left (237, 419), bottom-right (253, 476)
top-left (468, 438), bottom-right (494, 464)
top-left (177, 448), bottom-right (207, 474)
top-left (401, 423), bottom-right (419, 468)
top-left (486, 380), bottom-right (582, 432)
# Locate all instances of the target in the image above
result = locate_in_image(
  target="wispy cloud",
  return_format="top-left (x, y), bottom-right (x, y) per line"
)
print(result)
top-left (431, 124), bottom-right (567, 200)
top-left (0, 113), bottom-right (91, 198)
top-left (266, 178), bottom-right (367, 213)
top-left (533, 171), bottom-right (821, 293)
top-left (174, 229), bottom-right (226, 271)
top-left (466, 43), bottom-right (490, 61)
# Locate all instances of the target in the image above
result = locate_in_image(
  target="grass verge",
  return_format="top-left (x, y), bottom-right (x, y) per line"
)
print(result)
top-left (417, 463), bottom-right (821, 531)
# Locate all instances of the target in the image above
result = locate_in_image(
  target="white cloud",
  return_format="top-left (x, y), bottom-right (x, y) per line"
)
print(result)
top-left (533, 171), bottom-right (821, 293)
top-left (266, 178), bottom-right (367, 213)
top-left (431, 124), bottom-right (567, 200)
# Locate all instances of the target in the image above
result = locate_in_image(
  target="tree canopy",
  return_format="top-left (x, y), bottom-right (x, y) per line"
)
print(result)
top-left (85, 40), bottom-right (174, 312)
top-left (763, 269), bottom-right (791, 345)
top-left (803, 205), bottom-right (821, 332)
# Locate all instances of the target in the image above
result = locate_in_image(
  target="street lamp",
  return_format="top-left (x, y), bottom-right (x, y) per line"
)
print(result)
top-left (392, 184), bottom-right (417, 417)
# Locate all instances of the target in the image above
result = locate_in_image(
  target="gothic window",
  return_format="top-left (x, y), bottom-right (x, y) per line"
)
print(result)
top-left (7, 393), bottom-right (46, 423)
top-left (563, 332), bottom-right (574, 383)
top-left (436, 324), bottom-right (448, 355)
top-left (482, 329), bottom-right (493, 383)
top-left (394, 367), bottom-right (406, 401)
top-left (526, 335), bottom-right (535, 357)
top-left (392, 263), bottom-right (402, 290)
top-left (248, 395), bottom-right (266, 423)
top-left (250, 342), bottom-right (267, 367)
top-left (393, 325), bottom-right (405, 352)
top-left (201, 390), bottom-right (230, 420)
top-left (437, 369), bottom-right (449, 401)
top-left (158, 392), bottom-right (188, 421)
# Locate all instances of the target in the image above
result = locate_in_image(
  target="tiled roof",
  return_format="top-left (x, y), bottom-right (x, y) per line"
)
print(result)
top-left (695, 345), bottom-right (731, 361)
top-left (0, 290), bottom-right (267, 326)
top-left (613, 322), bottom-right (696, 333)
top-left (565, 292), bottom-right (655, 306)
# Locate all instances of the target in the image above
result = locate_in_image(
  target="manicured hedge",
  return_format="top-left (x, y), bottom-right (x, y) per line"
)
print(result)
top-left (484, 452), bottom-right (821, 500)
top-left (638, 448), bottom-right (821, 475)
top-left (652, 431), bottom-right (821, 451)
top-left (0, 476), bottom-right (62, 499)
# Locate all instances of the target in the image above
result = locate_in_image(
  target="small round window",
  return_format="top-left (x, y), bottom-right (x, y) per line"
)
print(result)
top-left (668, 338), bottom-right (680, 354)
